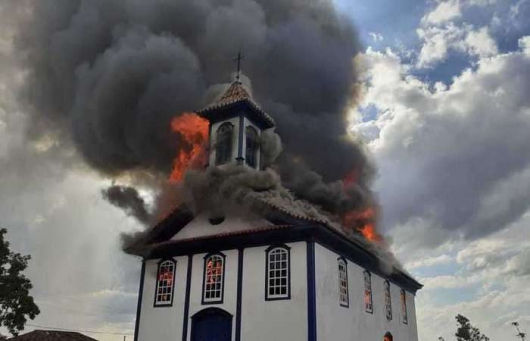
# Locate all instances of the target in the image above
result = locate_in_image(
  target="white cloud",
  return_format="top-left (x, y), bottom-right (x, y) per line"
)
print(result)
top-left (414, 213), bottom-right (530, 340)
top-left (353, 33), bottom-right (530, 341)
top-left (520, 35), bottom-right (530, 52)
top-left (465, 26), bottom-right (498, 57)
top-left (416, 23), bottom-right (466, 67)
top-left (416, 24), bottom-right (498, 67)
top-left (406, 254), bottom-right (453, 270)
top-left (353, 38), bottom-right (530, 245)
top-left (369, 32), bottom-right (384, 42)
top-left (422, 0), bottom-right (462, 26)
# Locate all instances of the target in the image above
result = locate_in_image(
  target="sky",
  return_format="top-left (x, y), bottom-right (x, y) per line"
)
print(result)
top-left (0, 0), bottom-right (529, 340)
top-left (336, 0), bottom-right (530, 339)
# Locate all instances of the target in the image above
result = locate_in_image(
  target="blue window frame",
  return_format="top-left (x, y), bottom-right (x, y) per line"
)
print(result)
top-left (385, 280), bottom-right (392, 321)
top-left (202, 252), bottom-right (226, 304)
top-left (401, 288), bottom-right (408, 324)
top-left (364, 270), bottom-right (373, 313)
top-left (265, 245), bottom-right (291, 300)
top-left (338, 257), bottom-right (349, 307)
top-left (154, 259), bottom-right (176, 307)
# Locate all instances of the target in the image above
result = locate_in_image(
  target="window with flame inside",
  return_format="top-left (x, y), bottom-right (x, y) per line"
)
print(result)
top-left (338, 259), bottom-right (349, 307)
top-left (384, 280), bottom-right (392, 321)
top-left (266, 247), bottom-right (290, 299)
top-left (155, 260), bottom-right (175, 306)
top-left (364, 270), bottom-right (373, 313)
top-left (401, 288), bottom-right (408, 324)
top-left (203, 255), bottom-right (224, 302)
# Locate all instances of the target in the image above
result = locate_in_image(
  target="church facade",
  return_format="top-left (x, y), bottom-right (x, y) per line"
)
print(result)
top-left (130, 80), bottom-right (422, 341)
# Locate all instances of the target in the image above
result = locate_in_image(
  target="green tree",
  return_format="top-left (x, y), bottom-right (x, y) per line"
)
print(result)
top-left (0, 228), bottom-right (40, 336)
top-left (455, 314), bottom-right (490, 341)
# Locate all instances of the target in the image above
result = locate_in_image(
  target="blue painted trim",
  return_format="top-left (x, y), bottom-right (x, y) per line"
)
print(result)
top-left (307, 241), bottom-right (317, 341)
top-left (145, 222), bottom-right (422, 294)
top-left (237, 114), bottom-right (244, 161)
top-left (384, 280), bottom-right (393, 321)
top-left (133, 260), bottom-right (146, 341)
top-left (264, 244), bottom-right (292, 301)
top-left (337, 257), bottom-right (349, 308)
top-left (235, 249), bottom-right (244, 341)
top-left (191, 308), bottom-right (233, 341)
top-left (153, 258), bottom-right (177, 308)
top-left (363, 270), bottom-right (374, 314)
top-left (182, 255), bottom-right (193, 341)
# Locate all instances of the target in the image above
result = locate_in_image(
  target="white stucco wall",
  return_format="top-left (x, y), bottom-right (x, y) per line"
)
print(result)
top-left (187, 250), bottom-right (239, 341)
top-left (241, 242), bottom-right (308, 341)
top-left (139, 243), bottom-right (307, 341)
top-left (171, 212), bottom-right (270, 241)
top-left (136, 240), bottom-right (418, 341)
top-left (137, 256), bottom-right (188, 341)
top-left (314, 243), bottom-right (419, 341)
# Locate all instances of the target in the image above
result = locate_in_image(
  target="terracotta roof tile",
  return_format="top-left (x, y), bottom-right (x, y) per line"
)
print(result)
top-left (9, 330), bottom-right (98, 341)
top-left (198, 81), bottom-right (275, 127)
top-left (215, 81), bottom-right (252, 104)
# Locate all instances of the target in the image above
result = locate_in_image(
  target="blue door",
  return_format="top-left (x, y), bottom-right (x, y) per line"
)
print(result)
top-left (191, 308), bottom-right (232, 341)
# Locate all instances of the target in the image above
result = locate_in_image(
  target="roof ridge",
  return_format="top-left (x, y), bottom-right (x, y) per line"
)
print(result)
top-left (197, 81), bottom-right (276, 127)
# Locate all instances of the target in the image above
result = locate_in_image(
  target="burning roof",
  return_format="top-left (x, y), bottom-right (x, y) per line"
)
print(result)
top-left (197, 81), bottom-right (276, 129)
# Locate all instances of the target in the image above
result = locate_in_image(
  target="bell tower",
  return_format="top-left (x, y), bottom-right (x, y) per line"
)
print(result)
top-left (197, 78), bottom-right (275, 170)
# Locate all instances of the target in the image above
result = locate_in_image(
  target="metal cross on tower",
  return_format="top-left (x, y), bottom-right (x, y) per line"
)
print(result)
top-left (233, 51), bottom-right (244, 81)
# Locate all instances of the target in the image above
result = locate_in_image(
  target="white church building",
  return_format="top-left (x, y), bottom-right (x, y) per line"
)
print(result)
top-left (129, 80), bottom-right (423, 341)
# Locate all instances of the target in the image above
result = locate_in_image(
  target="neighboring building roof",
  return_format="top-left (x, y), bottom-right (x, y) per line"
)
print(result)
top-left (8, 330), bottom-right (98, 341)
top-left (197, 81), bottom-right (276, 128)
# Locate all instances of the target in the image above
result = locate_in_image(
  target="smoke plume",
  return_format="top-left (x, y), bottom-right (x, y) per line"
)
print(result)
top-left (8, 0), bottom-right (374, 237)
top-left (101, 185), bottom-right (151, 225)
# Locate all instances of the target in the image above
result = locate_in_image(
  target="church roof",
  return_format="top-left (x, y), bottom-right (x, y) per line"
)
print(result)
top-left (126, 194), bottom-right (423, 294)
top-left (197, 81), bottom-right (275, 128)
top-left (8, 330), bottom-right (98, 341)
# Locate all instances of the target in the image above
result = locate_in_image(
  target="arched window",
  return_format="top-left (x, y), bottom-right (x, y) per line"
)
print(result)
top-left (384, 280), bottom-right (392, 321)
top-left (384, 332), bottom-right (394, 341)
top-left (203, 253), bottom-right (225, 303)
top-left (364, 270), bottom-right (373, 313)
top-left (265, 245), bottom-right (291, 300)
top-left (400, 288), bottom-right (408, 324)
top-left (245, 126), bottom-right (259, 168)
top-left (215, 123), bottom-right (233, 165)
top-left (338, 258), bottom-right (349, 307)
top-left (154, 259), bottom-right (176, 306)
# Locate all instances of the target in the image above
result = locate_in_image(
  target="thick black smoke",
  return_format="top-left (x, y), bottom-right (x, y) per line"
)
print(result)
top-left (101, 185), bottom-right (151, 224)
top-left (10, 0), bottom-right (372, 224)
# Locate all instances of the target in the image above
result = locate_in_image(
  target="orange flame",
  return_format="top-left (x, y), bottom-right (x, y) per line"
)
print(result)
top-left (169, 113), bottom-right (209, 182)
top-left (343, 169), bottom-right (358, 187)
top-left (342, 207), bottom-right (382, 242)
top-left (341, 170), bottom-right (383, 243)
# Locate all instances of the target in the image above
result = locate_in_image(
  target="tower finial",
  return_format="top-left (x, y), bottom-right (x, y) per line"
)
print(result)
top-left (233, 51), bottom-right (244, 82)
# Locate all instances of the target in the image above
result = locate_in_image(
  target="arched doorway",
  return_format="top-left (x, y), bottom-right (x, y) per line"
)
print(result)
top-left (384, 332), bottom-right (394, 341)
top-left (191, 308), bottom-right (232, 341)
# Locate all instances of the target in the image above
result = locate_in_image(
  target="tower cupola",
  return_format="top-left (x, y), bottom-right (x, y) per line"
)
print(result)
top-left (197, 80), bottom-right (275, 170)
